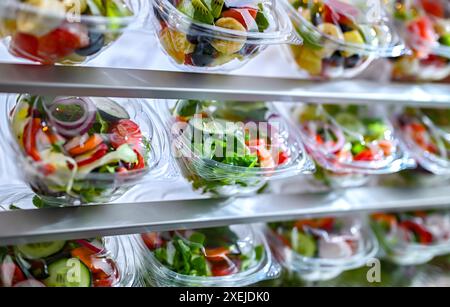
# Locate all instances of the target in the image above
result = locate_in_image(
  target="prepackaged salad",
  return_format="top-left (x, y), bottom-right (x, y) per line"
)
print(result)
top-left (138, 225), bottom-right (280, 286)
top-left (371, 210), bottom-right (450, 265)
top-left (0, 237), bottom-right (138, 287)
top-left (391, 0), bottom-right (450, 81)
top-left (396, 107), bottom-right (450, 175)
top-left (283, 0), bottom-right (404, 79)
top-left (294, 104), bottom-right (414, 175)
top-left (150, 0), bottom-right (296, 71)
top-left (266, 215), bottom-right (378, 281)
top-left (0, 0), bottom-right (146, 65)
top-left (167, 100), bottom-right (314, 196)
top-left (6, 94), bottom-right (165, 205)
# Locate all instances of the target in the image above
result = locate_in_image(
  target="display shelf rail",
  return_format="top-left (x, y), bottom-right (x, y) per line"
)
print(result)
top-left (1, 185), bottom-right (450, 245)
top-left (0, 63), bottom-right (449, 107)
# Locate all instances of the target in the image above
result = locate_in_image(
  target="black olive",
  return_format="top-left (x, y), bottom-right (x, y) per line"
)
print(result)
top-left (344, 54), bottom-right (362, 68)
top-left (324, 51), bottom-right (344, 67)
top-left (29, 259), bottom-right (49, 280)
top-left (312, 12), bottom-right (322, 26)
top-left (75, 31), bottom-right (105, 57)
top-left (339, 23), bottom-right (353, 33)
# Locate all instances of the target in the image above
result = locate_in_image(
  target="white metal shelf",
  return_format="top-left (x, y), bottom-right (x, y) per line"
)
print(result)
top-left (0, 185), bottom-right (450, 245)
top-left (0, 63), bottom-right (449, 106)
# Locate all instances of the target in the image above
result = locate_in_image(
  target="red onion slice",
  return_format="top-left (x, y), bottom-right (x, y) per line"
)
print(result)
top-left (75, 239), bottom-right (104, 254)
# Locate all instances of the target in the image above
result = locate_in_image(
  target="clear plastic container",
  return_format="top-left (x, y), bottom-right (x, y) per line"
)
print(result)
top-left (137, 225), bottom-right (281, 287)
top-left (5, 94), bottom-right (168, 206)
top-left (162, 100), bottom-right (314, 197)
top-left (266, 215), bottom-right (379, 281)
top-left (293, 104), bottom-right (415, 175)
top-left (390, 0), bottom-right (450, 81)
top-left (282, 0), bottom-right (405, 79)
top-left (371, 210), bottom-right (450, 265)
top-left (150, 0), bottom-right (298, 72)
top-left (310, 163), bottom-right (371, 189)
top-left (395, 107), bottom-right (450, 175)
top-left (0, 0), bottom-right (148, 65)
top-left (0, 236), bottom-right (141, 287)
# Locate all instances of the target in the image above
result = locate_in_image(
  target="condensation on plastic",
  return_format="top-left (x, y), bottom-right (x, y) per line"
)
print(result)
top-left (395, 108), bottom-right (450, 176)
top-left (135, 224), bottom-right (281, 287)
top-left (150, 0), bottom-right (299, 72)
top-left (282, 0), bottom-right (405, 79)
top-left (0, 0), bottom-right (150, 65)
top-left (390, 0), bottom-right (450, 81)
top-left (265, 215), bottom-right (379, 281)
top-left (4, 94), bottom-right (173, 206)
top-left (0, 235), bottom-right (143, 287)
top-left (371, 210), bottom-right (450, 266)
top-left (292, 104), bottom-right (416, 175)
top-left (158, 99), bottom-right (314, 196)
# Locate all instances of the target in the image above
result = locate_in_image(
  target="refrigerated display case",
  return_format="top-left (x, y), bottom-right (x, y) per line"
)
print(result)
top-left (0, 0), bottom-right (450, 288)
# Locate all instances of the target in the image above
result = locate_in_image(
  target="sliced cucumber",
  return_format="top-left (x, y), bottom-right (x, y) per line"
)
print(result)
top-left (17, 241), bottom-right (66, 260)
top-left (44, 258), bottom-right (92, 287)
top-left (335, 113), bottom-right (365, 135)
top-left (91, 97), bottom-right (130, 122)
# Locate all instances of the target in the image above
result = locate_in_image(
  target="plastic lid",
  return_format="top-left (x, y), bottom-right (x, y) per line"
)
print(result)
top-left (283, 0), bottom-right (405, 57)
top-left (168, 100), bottom-right (314, 187)
top-left (138, 225), bottom-right (280, 286)
top-left (266, 215), bottom-right (378, 281)
top-left (396, 107), bottom-right (450, 175)
top-left (294, 104), bottom-right (415, 174)
top-left (392, 0), bottom-right (450, 58)
top-left (0, 237), bottom-right (137, 287)
top-left (7, 94), bottom-right (166, 205)
top-left (371, 210), bottom-right (450, 264)
top-left (152, 0), bottom-right (297, 44)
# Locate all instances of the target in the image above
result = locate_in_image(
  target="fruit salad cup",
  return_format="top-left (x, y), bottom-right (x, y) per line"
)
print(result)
top-left (396, 107), bottom-right (450, 175)
top-left (266, 216), bottom-right (378, 281)
top-left (294, 104), bottom-right (415, 176)
top-left (6, 94), bottom-right (165, 205)
top-left (283, 0), bottom-right (404, 79)
top-left (391, 0), bottom-right (450, 81)
top-left (151, 0), bottom-right (296, 71)
top-left (0, 0), bottom-right (147, 65)
top-left (0, 237), bottom-right (138, 287)
top-left (371, 210), bottom-right (450, 265)
top-left (138, 225), bottom-right (280, 286)
top-left (166, 100), bottom-right (314, 196)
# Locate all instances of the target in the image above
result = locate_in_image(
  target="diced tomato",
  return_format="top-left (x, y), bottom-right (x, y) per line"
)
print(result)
top-left (277, 151), bottom-right (289, 165)
top-left (141, 232), bottom-right (164, 250)
top-left (204, 247), bottom-right (229, 261)
top-left (39, 163), bottom-right (56, 176)
top-left (242, 7), bottom-right (258, 19)
top-left (210, 259), bottom-right (239, 277)
top-left (354, 148), bottom-right (374, 161)
top-left (132, 150), bottom-right (146, 170)
top-left (407, 16), bottom-right (436, 50)
top-left (420, 0), bottom-right (445, 18)
top-left (409, 122), bottom-right (426, 133)
top-left (110, 120), bottom-right (142, 150)
top-left (315, 134), bottom-right (324, 144)
top-left (0, 262), bottom-right (26, 287)
top-left (257, 147), bottom-right (275, 168)
top-left (378, 140), bottom-right (394, 156)
top-left (399, 220), bottom-right (434, 244)
top-left (71, 247), bottom-right (97, 272)
top-left (295, 218), bottom-right (335, 232)
top-left (76, 143), bottom-right (108, 167)
top-left (37, 25), bottom-right (89, 64)
top-left (420, 54), bottom-right (447, 67)
top-left (184, 54), bottom-right (193, 66)
top-left (94, 278), bottom-right (113, 287)
top-left (10, 33), bottom-right (39, 62)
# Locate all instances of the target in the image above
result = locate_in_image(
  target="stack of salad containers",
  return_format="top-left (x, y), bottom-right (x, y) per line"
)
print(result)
top-left (371, 210), bottom-right (450, 265)
top-left (282, 0), bottom-right (405, 79)
top-left (395, 107), bottom-right (450, 176)
top-left (137, 225), bottom-right (280, 286)
top-left (150, 0), bottom-right (298, 71)
top-left (292, 104), bottom-right (415, 188)
top-left (0, 0), bottom-right (149, 65)
top-left (266, 215), bottom-right (378, 281)
top-left (391, 0), bottom-right (450, 81)
top-left (4, 94), bottom-right (170, 206)
top-left (165, 100), bottom-right (314, 196)
top-left (0, 236), bottom-right (142, 287)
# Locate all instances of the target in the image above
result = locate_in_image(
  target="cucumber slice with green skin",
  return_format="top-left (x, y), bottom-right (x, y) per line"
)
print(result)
top-left (190, 117), bottom-right (237, 136)
top-left (335, 113), bottom-right (365, 135)
top-left (44, 258), bottom-right (92, 287)
top-left (292, 232), bottom-right (317, 257)
top-left (17, 241), bottom-right (66, 260)
top-left (91, 97), bottom-right (130, 122)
